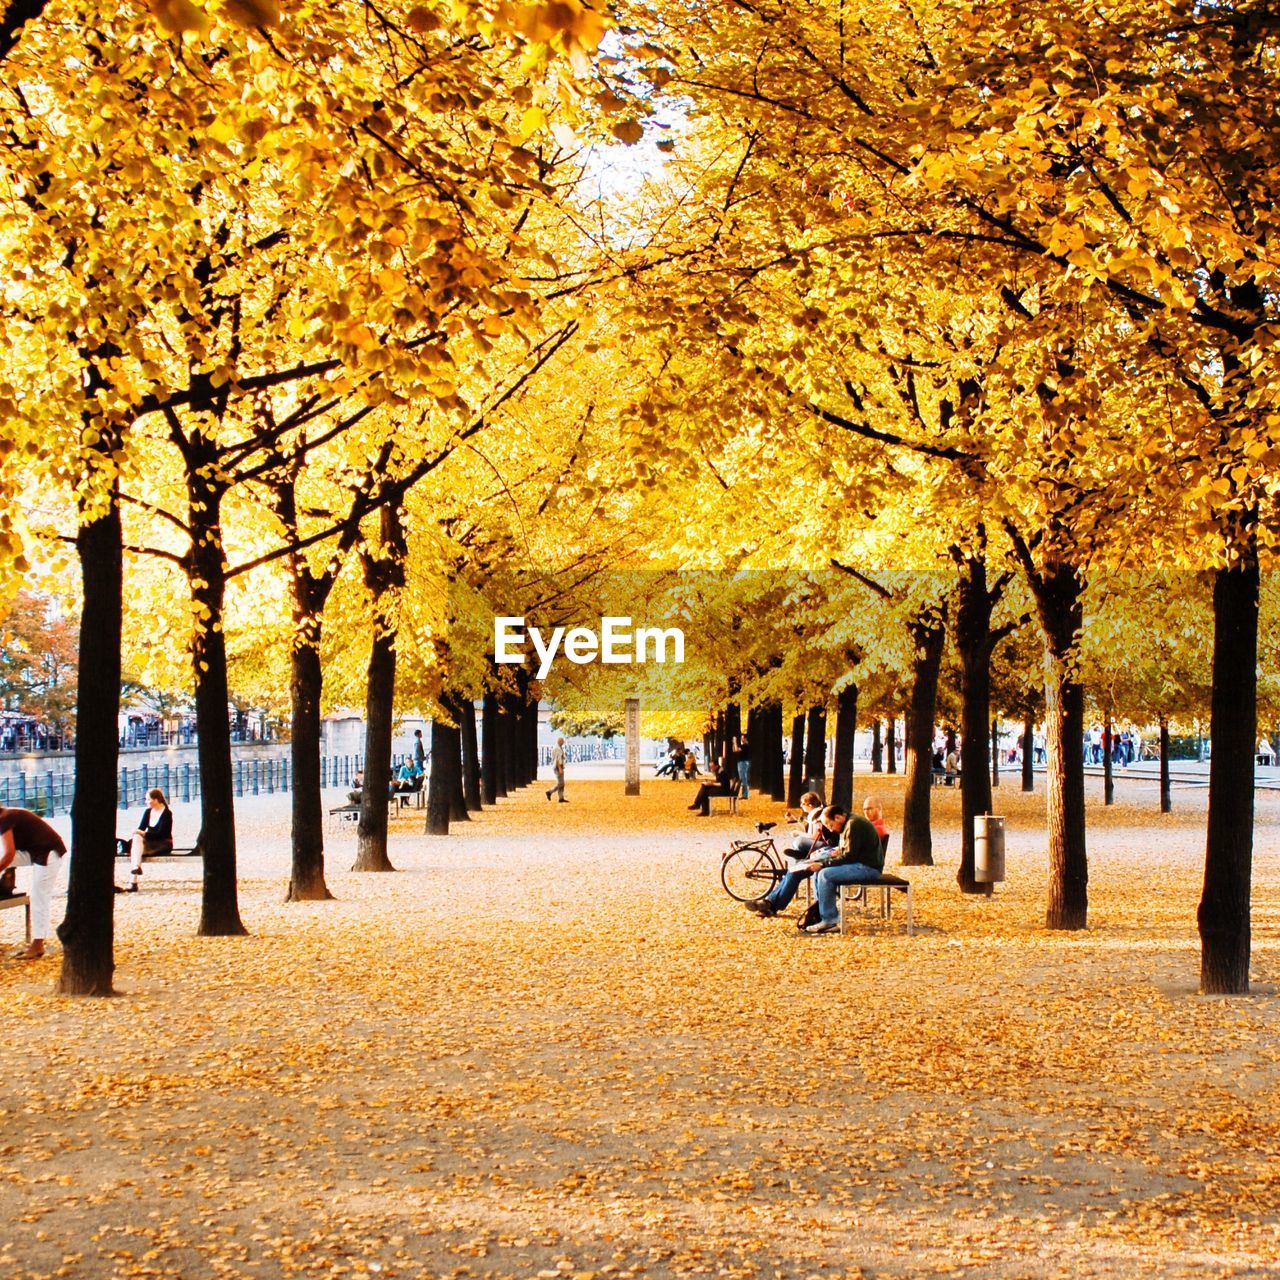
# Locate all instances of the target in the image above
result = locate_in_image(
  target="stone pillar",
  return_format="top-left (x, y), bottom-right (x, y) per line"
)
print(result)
top-left (625, 697), bottom-right (640, 796)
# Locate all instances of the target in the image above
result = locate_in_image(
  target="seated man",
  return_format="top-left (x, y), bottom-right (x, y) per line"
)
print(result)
top-left (0, 805), bottom-right (67, 960)
top-left (682, 750), bottom-right (699, 779)
top-left (746, 805), bottom-right (848, 917)
top-left (805, 807), bottom-right (888, 934)
top-left (862, 794), bottom-right (888, 841)
top-left (687, 757), bottom-right (735, 816)
top-left (348, 770), bottom-right (364, 805)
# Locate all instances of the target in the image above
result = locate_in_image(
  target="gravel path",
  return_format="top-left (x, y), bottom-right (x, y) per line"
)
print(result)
top-left (3, 771), bottom-right (1278, 1279)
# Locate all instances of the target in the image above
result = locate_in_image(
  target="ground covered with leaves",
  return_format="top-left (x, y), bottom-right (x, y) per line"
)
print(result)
top-left (4, 772), bottom-right (1279, 1278)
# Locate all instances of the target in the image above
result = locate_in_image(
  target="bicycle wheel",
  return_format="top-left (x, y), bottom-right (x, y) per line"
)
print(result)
top-left (721, 845), bottom-right (782, 902)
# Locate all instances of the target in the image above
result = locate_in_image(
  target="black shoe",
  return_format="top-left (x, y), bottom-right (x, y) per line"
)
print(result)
top-left (546, 790), bottom-right (553, 801)
top-left (558, 798), bottom-right (568, 803)
top-left (745, 899), bottom-right (776, 917)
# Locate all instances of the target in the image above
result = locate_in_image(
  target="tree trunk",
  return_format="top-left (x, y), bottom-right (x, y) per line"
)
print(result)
top-left (831, 685), bottom-right (858, 810)
top-left (525, 695), bottom-right (539, 786)
top-left (286, 631), bottom-right (331, 900)
top-left (886, 717), bottom-right (897, 774)
top-left (482, 689), bottom-right (501, 803)
top-left (57, 482), bottom-right (121, 996)
top-left (189, 482), bottom-right (247, 937)
top-left (1103, 707), bottom-right (1115, 807)
top-left (502, 694), bottom-right (519, 793)
top-left (786, 712), bottom-right (805, 807)
top-left (956, 558), bottom-right (995, 896)
top-left (747, 705), bottom-right (764, 792)
top-left (870, 719), bottom-right (882, 773)
top-left (1036, 561), bottom-right (1088, 931)
top-left (355, 503), bottom-right (406, 873)
top-left (1199, 558), bottom-right (1258, 994)
top-left (902, 612), bottom-right (945, 866)
top-left (1159, 715), bottom-right (1172, 814)
top-left (804, 704), bottom-right (827, 795)
top-left (1022, 708), bottom-right (1036, 794)
top-left (459, 696), bottom-right (482, 811)
top-left (426, 716), bottom-right (454, 835)
top-left (725, 701), bottom-right (741, 751)
top-left (767, 703), bottom-right (786, 801)
top-left (444, 701), bottom-right (469, 821)
top-left (991, 718), bottom-right (1000, 788)
top-left (353, 617), bottom-right (397, 872)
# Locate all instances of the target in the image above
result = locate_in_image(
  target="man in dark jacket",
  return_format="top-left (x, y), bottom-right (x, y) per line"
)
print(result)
top-left (806, 812), bottom-right (886, 934)
top-left (687, 757), bottom-right (734, 816)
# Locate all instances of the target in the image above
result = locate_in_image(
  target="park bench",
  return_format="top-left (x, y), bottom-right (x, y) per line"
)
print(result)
top-left (1, 893), bottom-right (32, 943)
top-left (838, 875), bottom-right (913, 935)
top-left (829, 835), bottom-right (914, 936)
top-left (708, 777), bottom-right (742, 816)
top-left (115, 845), bottom-right (200, 863)
top-left (393, 776), bottom-right (425, 810)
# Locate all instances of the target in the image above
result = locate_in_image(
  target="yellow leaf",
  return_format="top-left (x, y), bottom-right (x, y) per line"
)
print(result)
top-left (612, 120), bottom-right (643, 145)
top-left (151, 0), bottom-right (210, 35)
top-left (405, 6), bottom-right (440, 32)
top-left (376, 268), bottom-right (406, 295)
top-left (222, 0), bottom-right (280, 27)
top-left (520, 106), bottom-right (547, 139)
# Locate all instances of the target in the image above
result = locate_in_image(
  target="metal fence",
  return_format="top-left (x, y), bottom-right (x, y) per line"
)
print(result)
top-left (0, 754), bottom-right (366, 819)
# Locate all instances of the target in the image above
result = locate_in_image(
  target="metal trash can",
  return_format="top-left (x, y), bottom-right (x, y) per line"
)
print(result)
top-left (975, 814), bottom-right (1006, 882)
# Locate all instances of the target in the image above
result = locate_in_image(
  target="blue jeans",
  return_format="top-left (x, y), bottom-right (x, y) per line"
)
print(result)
top-left (765, 865), bottom-right (814, 910)
top-left (815, 862), bottom-right (882, 925)
top-left (737, 760), bottom-right (750, 798)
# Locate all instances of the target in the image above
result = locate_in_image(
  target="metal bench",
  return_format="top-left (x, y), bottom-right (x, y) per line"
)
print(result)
top-left (838, 874), bottom-right (913, 935)
top-left (115, 846), bottom-right (199, 863)
top-left (1, 893), bottom-right (32, 943)
top-left (708, 778), bottom-right (742, 816)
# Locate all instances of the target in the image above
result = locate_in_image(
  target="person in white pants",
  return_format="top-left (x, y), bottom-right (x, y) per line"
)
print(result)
top-left (0, 805), bottom-right (68, 960)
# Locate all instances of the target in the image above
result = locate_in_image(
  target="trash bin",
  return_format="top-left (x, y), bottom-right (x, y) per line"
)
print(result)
top-left (975, 814), bottom-right (1006, 883)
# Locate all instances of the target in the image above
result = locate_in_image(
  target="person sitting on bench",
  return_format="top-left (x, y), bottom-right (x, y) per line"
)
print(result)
top-left (117, 788), bottom-right (173, 892)
top-left (804, 808), bottom-right (887, 934)
top-left (862, 794), bottom-right (888, 840)
top-left (782, 792), bottom-right (825, 855)
top-left (688, 756), bottom-right (734, 816)
top-left (0, 805), bottom-right (67, 959)
top-left (746, 805), bottom-right (847, 917)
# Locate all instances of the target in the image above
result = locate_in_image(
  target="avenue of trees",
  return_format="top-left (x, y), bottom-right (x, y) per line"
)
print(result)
top-left (0, 0), bottom-right (1276, 997)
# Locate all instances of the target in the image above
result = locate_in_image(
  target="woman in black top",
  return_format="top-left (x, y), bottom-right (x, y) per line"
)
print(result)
top-left (120, 788), bottom-right (173, 892)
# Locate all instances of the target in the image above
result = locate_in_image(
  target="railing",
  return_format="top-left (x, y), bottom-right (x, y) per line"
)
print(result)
top-left (0, 754), bottom-right (365, 818)
top-left (538, 742), bottom-right (627, 765)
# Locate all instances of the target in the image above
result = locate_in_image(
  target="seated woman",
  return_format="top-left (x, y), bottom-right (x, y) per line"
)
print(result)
top-left (117, 788), bottom-right (173, 892)
top-left (782, 792), bottom-right (825, 855)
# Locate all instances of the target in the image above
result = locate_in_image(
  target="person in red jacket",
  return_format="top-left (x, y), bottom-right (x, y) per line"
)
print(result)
top-left (0, 806), bottom-right (67, 959)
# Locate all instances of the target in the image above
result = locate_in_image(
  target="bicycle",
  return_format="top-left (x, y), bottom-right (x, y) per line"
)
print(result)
top-left (720, 821), bottom-right (790, 902)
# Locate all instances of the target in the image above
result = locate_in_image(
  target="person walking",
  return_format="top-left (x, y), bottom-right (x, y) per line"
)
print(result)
top-left (546, 736), bottom-right (568, 803)
top-left (413, 728), bottom-right (426, 770)
top-left (0, 805), bottom-right (67, 960)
